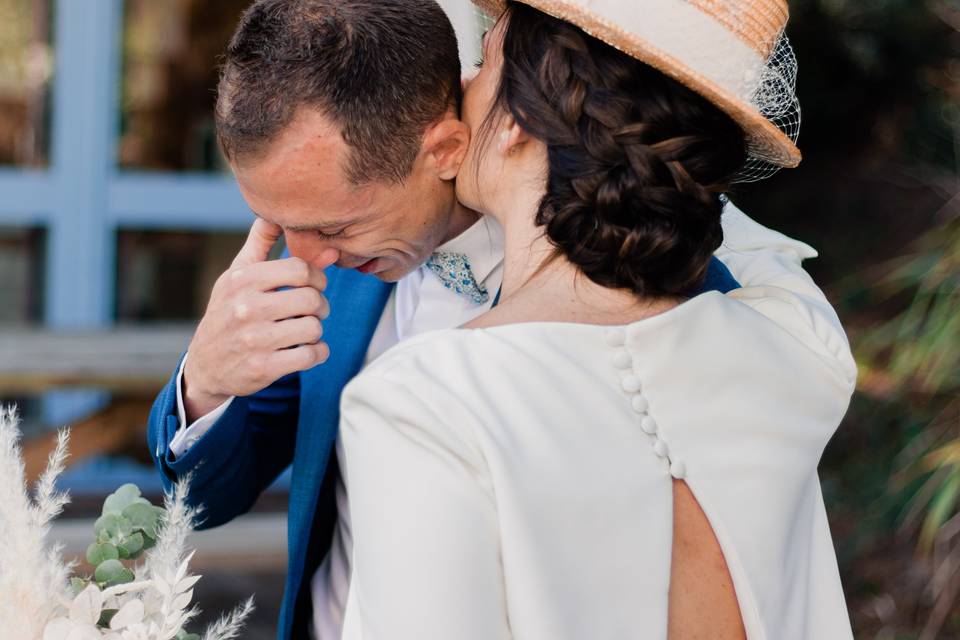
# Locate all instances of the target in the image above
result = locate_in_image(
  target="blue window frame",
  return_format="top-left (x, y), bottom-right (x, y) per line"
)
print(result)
top-left (0, 0), bottom-right (486, 459)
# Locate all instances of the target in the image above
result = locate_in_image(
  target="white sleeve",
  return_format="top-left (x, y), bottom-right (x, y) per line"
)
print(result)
top-left (718, 201), bottom-right (856, 384)
top-left (338, 372), bottom-right (511, 640)
top-left (718, 200), bottom-right (843, 326)
top-left (169, 353), bottom-right (235, 458)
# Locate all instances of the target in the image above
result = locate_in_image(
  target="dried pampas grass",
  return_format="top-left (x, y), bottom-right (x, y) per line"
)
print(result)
top-left (0, 406), bottom-right (254, 640)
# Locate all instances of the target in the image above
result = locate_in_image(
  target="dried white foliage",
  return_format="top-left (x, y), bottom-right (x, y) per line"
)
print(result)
top-left (0, 406), bottom-right (254, 640)
top-left (0, 407), bottom-right (75, 639)
top-left (201, 597), bottom-right (255, 640)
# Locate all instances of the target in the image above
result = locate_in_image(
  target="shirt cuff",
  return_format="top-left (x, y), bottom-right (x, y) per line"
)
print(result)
top-left (170, 352), bottom-right (235, 458)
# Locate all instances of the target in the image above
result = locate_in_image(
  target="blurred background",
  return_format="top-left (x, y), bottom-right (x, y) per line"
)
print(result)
top-left (0, 0), bottom-right (956, 637)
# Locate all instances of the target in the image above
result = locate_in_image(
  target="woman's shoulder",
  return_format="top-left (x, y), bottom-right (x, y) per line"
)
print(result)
top-left (343, 285), bottom-right (857, 437)
top-left (355, 327), bottom-right (500, 388)
top-left (724, 284), bottom-right (857, 389)
top-left (340, 323), bottom-right (606, 438)
top-left (342, 329), bottom-right (499, 408)
top-left (358, 285), bottom-right (856, 391)
top-left (343, 326), bottom-right (579, 422)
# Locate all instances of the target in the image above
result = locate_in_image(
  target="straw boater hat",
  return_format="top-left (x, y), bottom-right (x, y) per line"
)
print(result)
top-left (472, 0), bottom-right (802, 172)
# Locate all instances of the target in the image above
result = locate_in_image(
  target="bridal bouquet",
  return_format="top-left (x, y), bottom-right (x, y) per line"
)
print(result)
top-left (0, 406), bottom-right (254, 640)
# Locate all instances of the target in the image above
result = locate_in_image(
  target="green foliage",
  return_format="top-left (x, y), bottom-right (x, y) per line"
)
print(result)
top-left (85, 483), bottom-right (165, 590)
top-left (101, 483), bottom-right (142, 517)
top-left (860, 219), bottom-right (959, 533)
top-left (856, 221), bottom-right (960, 397)
top-left (75, 484), bottom-right (210, 637)
top-left (94, 558), bottom-right (134, 587)
top-left (97, 608), bottom-right (119, 628)
top-left (86, 542), bottom-right (118, 566)
top-left (847, 216), bottom-right (960, 634)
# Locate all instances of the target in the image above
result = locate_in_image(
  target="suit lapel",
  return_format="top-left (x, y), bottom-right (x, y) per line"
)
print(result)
top-left (280, 266), bottom-right (392, 638)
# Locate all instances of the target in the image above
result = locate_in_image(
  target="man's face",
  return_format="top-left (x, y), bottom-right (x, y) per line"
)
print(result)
top-left (233, 108), bottom-right (458, 282)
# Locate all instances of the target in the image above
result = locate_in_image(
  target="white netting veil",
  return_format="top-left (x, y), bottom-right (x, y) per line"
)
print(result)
top-left (736, 30), bottom-right (801, 183)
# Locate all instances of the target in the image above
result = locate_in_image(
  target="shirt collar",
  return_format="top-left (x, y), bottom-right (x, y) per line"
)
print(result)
top-left (432, 215), bottom-right (504, 285)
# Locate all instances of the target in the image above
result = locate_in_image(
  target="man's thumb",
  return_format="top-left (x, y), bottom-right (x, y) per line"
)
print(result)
top-left (234, 218), bottom-right (283, 267)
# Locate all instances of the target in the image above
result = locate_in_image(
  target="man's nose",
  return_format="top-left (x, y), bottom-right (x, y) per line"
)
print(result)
top-left (285, 233), bottom-right (341, 269)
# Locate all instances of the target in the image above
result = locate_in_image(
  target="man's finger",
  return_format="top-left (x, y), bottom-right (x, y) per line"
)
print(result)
top-left (269, 341), bottom-right (331, 377)
top-left (268, 315), bottom-right (324, 350)
top-left (233, 218), bottom-right (284, 267)
top-left (232, 257), bottom-right (328, 293)
top-left (260, 287), bottom-right (329, 322)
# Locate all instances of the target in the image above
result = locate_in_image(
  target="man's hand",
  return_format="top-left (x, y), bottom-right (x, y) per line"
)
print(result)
top-left (182, 218), bottom-right (338, 422)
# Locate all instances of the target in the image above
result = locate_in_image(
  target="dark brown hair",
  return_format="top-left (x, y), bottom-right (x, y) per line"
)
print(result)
top-left (216, 0), bottom-right (462, 184)
top-left (491, 2), bottom-right (747, 296)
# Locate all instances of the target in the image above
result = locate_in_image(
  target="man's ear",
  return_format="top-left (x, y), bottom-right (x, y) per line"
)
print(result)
top-left (423, 116), bottom-right (471, 181)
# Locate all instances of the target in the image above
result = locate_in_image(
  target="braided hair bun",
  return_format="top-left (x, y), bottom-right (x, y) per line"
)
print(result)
top-left (496, 2), bottom-right (747, 296)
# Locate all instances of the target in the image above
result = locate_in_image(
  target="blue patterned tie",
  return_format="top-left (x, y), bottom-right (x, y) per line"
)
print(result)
top-left (425, 251), bottom-right (490, 304)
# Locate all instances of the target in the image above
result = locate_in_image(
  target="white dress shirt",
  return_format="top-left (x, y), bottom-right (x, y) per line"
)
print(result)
top-left (335, 206), bottom-right (857, 639)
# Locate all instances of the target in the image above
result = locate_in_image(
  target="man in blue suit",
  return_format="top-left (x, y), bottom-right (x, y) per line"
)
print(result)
top-left (147, 1), bottom-right (744, 637)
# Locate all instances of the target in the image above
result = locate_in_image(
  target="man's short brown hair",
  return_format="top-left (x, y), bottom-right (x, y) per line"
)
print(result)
top-left (216, 0), bottom-right (462, 184)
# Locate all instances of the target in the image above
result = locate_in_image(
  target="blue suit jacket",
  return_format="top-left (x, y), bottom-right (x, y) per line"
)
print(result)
top-left (147, 257), bottom-right (739, 639)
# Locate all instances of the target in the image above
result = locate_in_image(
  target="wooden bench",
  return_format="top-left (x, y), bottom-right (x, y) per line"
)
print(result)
top-left (0, 325), bottom-right (193, 482)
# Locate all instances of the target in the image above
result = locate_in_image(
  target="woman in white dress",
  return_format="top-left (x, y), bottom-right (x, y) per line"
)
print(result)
top-left (335, 0), bottom-right (857, 638)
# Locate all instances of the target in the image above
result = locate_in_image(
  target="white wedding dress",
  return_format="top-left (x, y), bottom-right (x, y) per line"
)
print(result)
top-left (333, 209), bottom-right (857, 639)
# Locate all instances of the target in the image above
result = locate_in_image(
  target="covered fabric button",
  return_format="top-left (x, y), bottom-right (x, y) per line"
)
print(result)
top-left (640, 415), bottom-right (657, 434)
top-left (631, 395), bottom-right (649, 414)
top-left (670, 459), bottom-right (687, 479)
top-left (612, 351), bottom-right (632, 369)
top-left (621, 376), bottom-right (642, 393)
top-left (605, 328), bottom-right (626, 347)
top-left (653, 439), bottom-right (669, 458)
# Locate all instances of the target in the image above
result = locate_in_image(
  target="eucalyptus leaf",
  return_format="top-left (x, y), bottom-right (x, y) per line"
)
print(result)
top-left (97, 608), bottom-right (118, 628)
top-left (140, 533), bottom-right (157, 551)
top-left (145, 506), bottom-right (165, 538)
top-left (95, 513), bottom-right (133, 540)
top-left (86, 542), bottom-right (119, 566)
top-left (118, 531), bottom-right (144, 558)
top-left (123, 502), bottom-right (159, 534)
top-left (95, 559), bottom-right (134, 587)
top-left (102, 483), bottom-right (142, 516)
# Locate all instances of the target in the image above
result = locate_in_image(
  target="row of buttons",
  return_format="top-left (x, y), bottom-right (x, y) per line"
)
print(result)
top-left (605, 328), bottom-right (687, 480)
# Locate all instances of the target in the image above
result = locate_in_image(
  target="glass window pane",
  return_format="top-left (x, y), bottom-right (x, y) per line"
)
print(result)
top-left (0, 0), bottom-right (53, 167)
top-left (0, 226), bottom-right (46, 324)
top-left (115, 229), bottom-right (244, 321)
top-left (118, 0), bottom-right (247, 172)
top-left (0, 226), bottom-right (46, 439)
